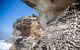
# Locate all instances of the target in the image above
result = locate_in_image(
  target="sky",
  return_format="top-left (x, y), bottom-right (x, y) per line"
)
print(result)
top-left (0, 0), bottom-right (38, 40)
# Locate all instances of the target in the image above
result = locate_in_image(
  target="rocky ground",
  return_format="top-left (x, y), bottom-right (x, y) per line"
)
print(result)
top-left (9, 3), bottom-right (80, 50)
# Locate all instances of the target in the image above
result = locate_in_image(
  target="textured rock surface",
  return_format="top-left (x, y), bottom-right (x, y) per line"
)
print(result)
top-left (22, 0), bottom-right (79, 28)
top-left (11, 16), bottom-right (43, 50)
top-left (35, 3), bottom-right (80, 50)
top-left (10, 3), bottom-right (80, 50)
top-left (13, 16), bottom-right (42, 37)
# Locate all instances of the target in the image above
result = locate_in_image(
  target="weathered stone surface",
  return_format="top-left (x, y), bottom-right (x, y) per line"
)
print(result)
top-left (11, 16), bottom-right (43, 50)
top-left (34, 3), bottom-right (80, 50)
top-left (10, 2), bottom-right (80, 50)
top-left (22, 0), bottom-right (78, 28)
top-left (13, 16), bottom-right (42, 37)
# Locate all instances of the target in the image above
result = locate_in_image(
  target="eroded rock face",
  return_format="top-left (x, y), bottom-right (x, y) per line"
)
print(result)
top-left (22, 0), bottom-right (77, 12)
top-left (13, 16), bottom-right (42, 37)
top-left (22, 0), bottom-right (78, 28)
top-left (10, 3), bottom-right (80, 50)
top-left (12, 16), bottom-right (43, 50)
top-left (34, 3), bottom-right (80, 50)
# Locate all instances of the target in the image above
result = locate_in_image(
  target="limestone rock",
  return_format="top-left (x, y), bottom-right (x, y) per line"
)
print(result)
top-left (10, 2), bottom-right (80, 50)
top-left (33, 3), bottom-right (80, 50)
top-left (22, 0), bottom-right (78, 28)
top-left (13, 16), bottom-right (42, 37)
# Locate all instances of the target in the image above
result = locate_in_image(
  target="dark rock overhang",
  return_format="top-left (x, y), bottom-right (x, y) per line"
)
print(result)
top-left (21, 0), bottom-right (36, 8)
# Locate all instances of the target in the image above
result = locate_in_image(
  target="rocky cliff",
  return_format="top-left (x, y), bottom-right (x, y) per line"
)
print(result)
top-left (9, 2), bottom-right (80, 50)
